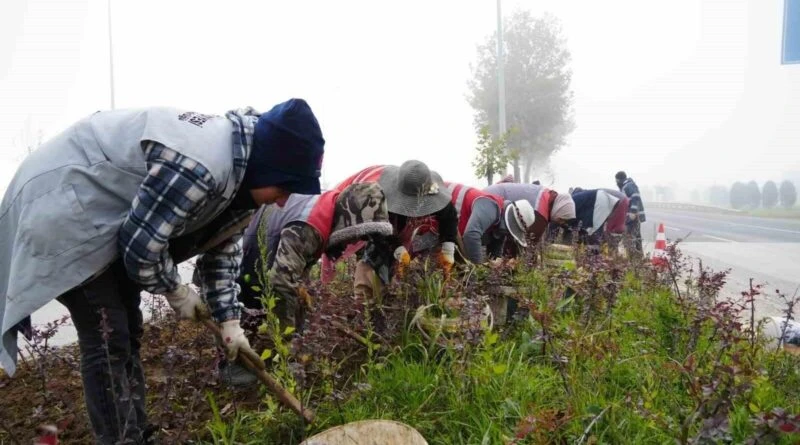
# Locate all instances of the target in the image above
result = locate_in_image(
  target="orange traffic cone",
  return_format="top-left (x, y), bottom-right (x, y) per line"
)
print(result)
top-left (651, 223), bottom-right (668, 267)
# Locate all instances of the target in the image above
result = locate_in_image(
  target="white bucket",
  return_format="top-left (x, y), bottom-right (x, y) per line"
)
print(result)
top-left (301, 420), bottom-right (428, 445)
top-left (760, 316), bottom-right (800, 349)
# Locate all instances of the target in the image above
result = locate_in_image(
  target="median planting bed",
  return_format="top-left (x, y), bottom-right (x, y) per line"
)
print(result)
top-left (2, 243), bottom-right (799, 444)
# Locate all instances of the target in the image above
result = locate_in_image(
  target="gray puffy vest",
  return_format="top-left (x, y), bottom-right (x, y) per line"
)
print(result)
top-left (242, 193), bottom-right (328, 273)
top-left (484, 183), bottom-right (547, 209)
top-left (0, 107), bottom-right (240, 375)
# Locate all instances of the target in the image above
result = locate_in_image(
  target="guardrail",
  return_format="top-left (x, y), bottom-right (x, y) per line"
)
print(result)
top-left (648, 202), bottom-right (744, 215)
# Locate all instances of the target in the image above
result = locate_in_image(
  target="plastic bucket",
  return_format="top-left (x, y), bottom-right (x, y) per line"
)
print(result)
top-left (760, 316), bottom-right (800, 348)
top-left (301, 420), bottom-right (428, 445)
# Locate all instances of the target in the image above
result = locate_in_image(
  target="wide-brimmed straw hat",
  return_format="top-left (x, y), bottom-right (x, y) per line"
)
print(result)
top-left (378, 160), bottom-right (451, 217)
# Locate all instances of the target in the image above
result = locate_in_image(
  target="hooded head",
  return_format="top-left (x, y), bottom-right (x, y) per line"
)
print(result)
top-left (245, 98), bottom-right (325, 196)
top-left (550, 193), bottom-right (576, 225)
top-left (498, 174), bottom-right (515, 184)
top-left (615, 171), bottom-right (627, 189)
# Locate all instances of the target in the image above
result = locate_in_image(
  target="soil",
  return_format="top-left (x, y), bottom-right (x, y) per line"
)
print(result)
top-left (0, 319), bottom-right (263, 444)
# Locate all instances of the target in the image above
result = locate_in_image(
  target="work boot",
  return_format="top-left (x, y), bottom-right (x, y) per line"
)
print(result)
top-left (219, 360), bottom-right (258, 387)
top-left (142, 424), bottom-right (159, 444)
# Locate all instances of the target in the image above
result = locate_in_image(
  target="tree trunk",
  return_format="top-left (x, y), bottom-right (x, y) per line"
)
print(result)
top-left (523, 158), bottom-right (534, 184)
top-left (513, 159), bottom-right (521, 184)
top-left (487, 167), bottom-right (494, 186)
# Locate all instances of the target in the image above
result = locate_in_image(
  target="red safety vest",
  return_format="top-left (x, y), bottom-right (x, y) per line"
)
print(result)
top-left (305, 191), bottom-right (338, 246)
top-left (445, 182), bottom-right (505, 235)
top-left (333, 165), bottom-right (386, 192)
top-left (258, 191), bottom-right (338, 254)
top-left (335, 165), bottom-right (445, 254)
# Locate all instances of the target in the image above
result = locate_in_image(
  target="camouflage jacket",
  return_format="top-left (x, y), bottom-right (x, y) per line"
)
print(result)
top-left (238, 206), bottom-right (323, 325)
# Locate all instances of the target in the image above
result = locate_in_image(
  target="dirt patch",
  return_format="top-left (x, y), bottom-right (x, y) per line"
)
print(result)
top-left (0, 320), bottom-right (263, 444)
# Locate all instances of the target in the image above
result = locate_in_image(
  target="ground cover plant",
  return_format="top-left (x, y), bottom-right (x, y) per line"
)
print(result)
top-left (1, 240), bottom-right (799, 444)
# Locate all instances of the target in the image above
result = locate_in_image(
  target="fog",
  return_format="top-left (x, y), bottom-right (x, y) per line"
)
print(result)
top-left (2, 0), bottom-right (800, 197)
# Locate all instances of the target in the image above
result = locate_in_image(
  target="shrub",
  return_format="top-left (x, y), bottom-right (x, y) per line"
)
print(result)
top-left (746, 180), bottom-right (761, 209)
top-left (730, 182), bottom-right (747, 209)
top-left (762, 181), bottom-right (779, 208)
top-left (780, 181), bottom-right (797, 208)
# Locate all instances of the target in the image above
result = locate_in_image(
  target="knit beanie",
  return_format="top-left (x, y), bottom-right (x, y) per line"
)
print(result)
top-left (245, 98), bottom-right (325, 194)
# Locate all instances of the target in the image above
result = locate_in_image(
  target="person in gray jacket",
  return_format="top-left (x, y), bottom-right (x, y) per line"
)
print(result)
top-left (0, 100), bottom-right (324, 444)
top-left (615, 171), bottom-right (646, 256)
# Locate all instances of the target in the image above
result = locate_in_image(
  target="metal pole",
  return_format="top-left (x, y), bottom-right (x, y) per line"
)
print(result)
top-left (496, 0), bottom-right (506, 137)
top-left (108, 0), bottom-right (116, 110)
top-left (496, 0), bottom-right (519, 180)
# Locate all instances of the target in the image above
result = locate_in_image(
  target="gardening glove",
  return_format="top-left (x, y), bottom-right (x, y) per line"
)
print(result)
top-left (298, 287), bottom-right (314, 309)
top-left (220, 320), bottom-right (265, 370)
top-left (165, 284), bottom-right (208, 321)
top-left (438, 242), bottom-right (455, 277)
top-left (394, 246), bottom-right (411, 278)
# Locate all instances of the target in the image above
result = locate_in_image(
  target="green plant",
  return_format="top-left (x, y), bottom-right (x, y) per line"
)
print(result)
top-left (472, 125), bottom-right (519, 185)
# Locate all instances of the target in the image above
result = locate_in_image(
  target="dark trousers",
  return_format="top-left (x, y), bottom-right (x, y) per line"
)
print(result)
top-left (625, 219), bottom-right (643, 257)
top-left (58, 261), bottom-right (146, 445)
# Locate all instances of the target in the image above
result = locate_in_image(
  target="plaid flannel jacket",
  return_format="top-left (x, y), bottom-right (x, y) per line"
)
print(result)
top-left (117, 141), bottom-right (251, 321)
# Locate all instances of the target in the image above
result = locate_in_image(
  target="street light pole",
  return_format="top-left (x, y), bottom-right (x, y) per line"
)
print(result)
top-left (496, 0), bottom-right (519, 180)
top-left (496, 0), bottom-right (506, 138)
top-left (108, 0), bottom-right (116, 110)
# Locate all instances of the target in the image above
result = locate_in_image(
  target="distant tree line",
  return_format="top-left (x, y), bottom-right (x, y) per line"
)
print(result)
top-left (708, 180), bottom-right (797, 210)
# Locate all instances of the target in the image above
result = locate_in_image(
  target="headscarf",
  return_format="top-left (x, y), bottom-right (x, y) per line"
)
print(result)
top-left (498, 174), bottom-right (515, 184)
top-left (550, 193), bottom-right (576, 221)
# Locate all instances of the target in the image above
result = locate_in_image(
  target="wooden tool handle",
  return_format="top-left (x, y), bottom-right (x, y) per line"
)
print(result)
top-left (202, 319), bottom-right (315, 423)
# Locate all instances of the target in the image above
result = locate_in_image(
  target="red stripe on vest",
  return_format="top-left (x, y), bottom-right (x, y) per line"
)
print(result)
top-left (445, 182), bottom-right (504, 235)
top-left (305, 191), bottom-right (339, 246)
top-left (398, 216), bottom-right (439, 253)
top-left (537, 189), bottom-right (556, 221)
top-left (333, 165), bottom-right (386, 192)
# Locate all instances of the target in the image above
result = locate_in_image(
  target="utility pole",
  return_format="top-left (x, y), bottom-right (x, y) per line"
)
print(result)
top-left (108, 0), bottom-right (116, 109)
top-left (496, 0), bottom-right (519, 180)
top-left (496, 0), bottom-right (506, 138)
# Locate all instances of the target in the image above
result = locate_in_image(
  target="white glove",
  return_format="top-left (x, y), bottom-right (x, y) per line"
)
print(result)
top-left (393, 246), bottom-right (410, 263)
top-left (220, 320), bottom-right (263, 367)
top-left (164, 284), bottom-right (206, 321)
top-left (393, 246), bottom-right (411, 277)
top-left (440, 242), bottom-right (455, 265)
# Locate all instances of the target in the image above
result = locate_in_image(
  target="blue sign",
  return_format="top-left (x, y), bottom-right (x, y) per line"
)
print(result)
top-left (784, 0), bottom-right (800, 64)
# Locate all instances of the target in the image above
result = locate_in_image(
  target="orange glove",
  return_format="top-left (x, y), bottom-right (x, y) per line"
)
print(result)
top-left (298, 287), bottom-right (314, 309)
top-left (394, 246), bottom-right (411, 278)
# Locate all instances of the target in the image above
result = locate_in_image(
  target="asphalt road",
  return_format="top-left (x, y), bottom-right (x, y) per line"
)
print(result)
top-left (642, 209), bottom-right (800, 320)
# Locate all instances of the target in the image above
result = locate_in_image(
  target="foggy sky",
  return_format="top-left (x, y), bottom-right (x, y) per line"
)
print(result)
top-left (1, 0), bottom-right (799, 195)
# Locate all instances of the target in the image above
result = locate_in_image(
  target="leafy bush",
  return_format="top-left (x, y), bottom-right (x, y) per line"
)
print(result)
top-left (209, 246), bottom-right (800, 444)
top-left (730, 182), bottom-right (747, 209)
top-left (708, 185), bottom-right (729, 207)
top-left (3, 246), bottom-right (799, 444)
top-left (780, 181), bottom-right (797, 208)
top-left (762, 181), bottom-right (779, 208)
top-left (746, 181), bottom-right (761, 209)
